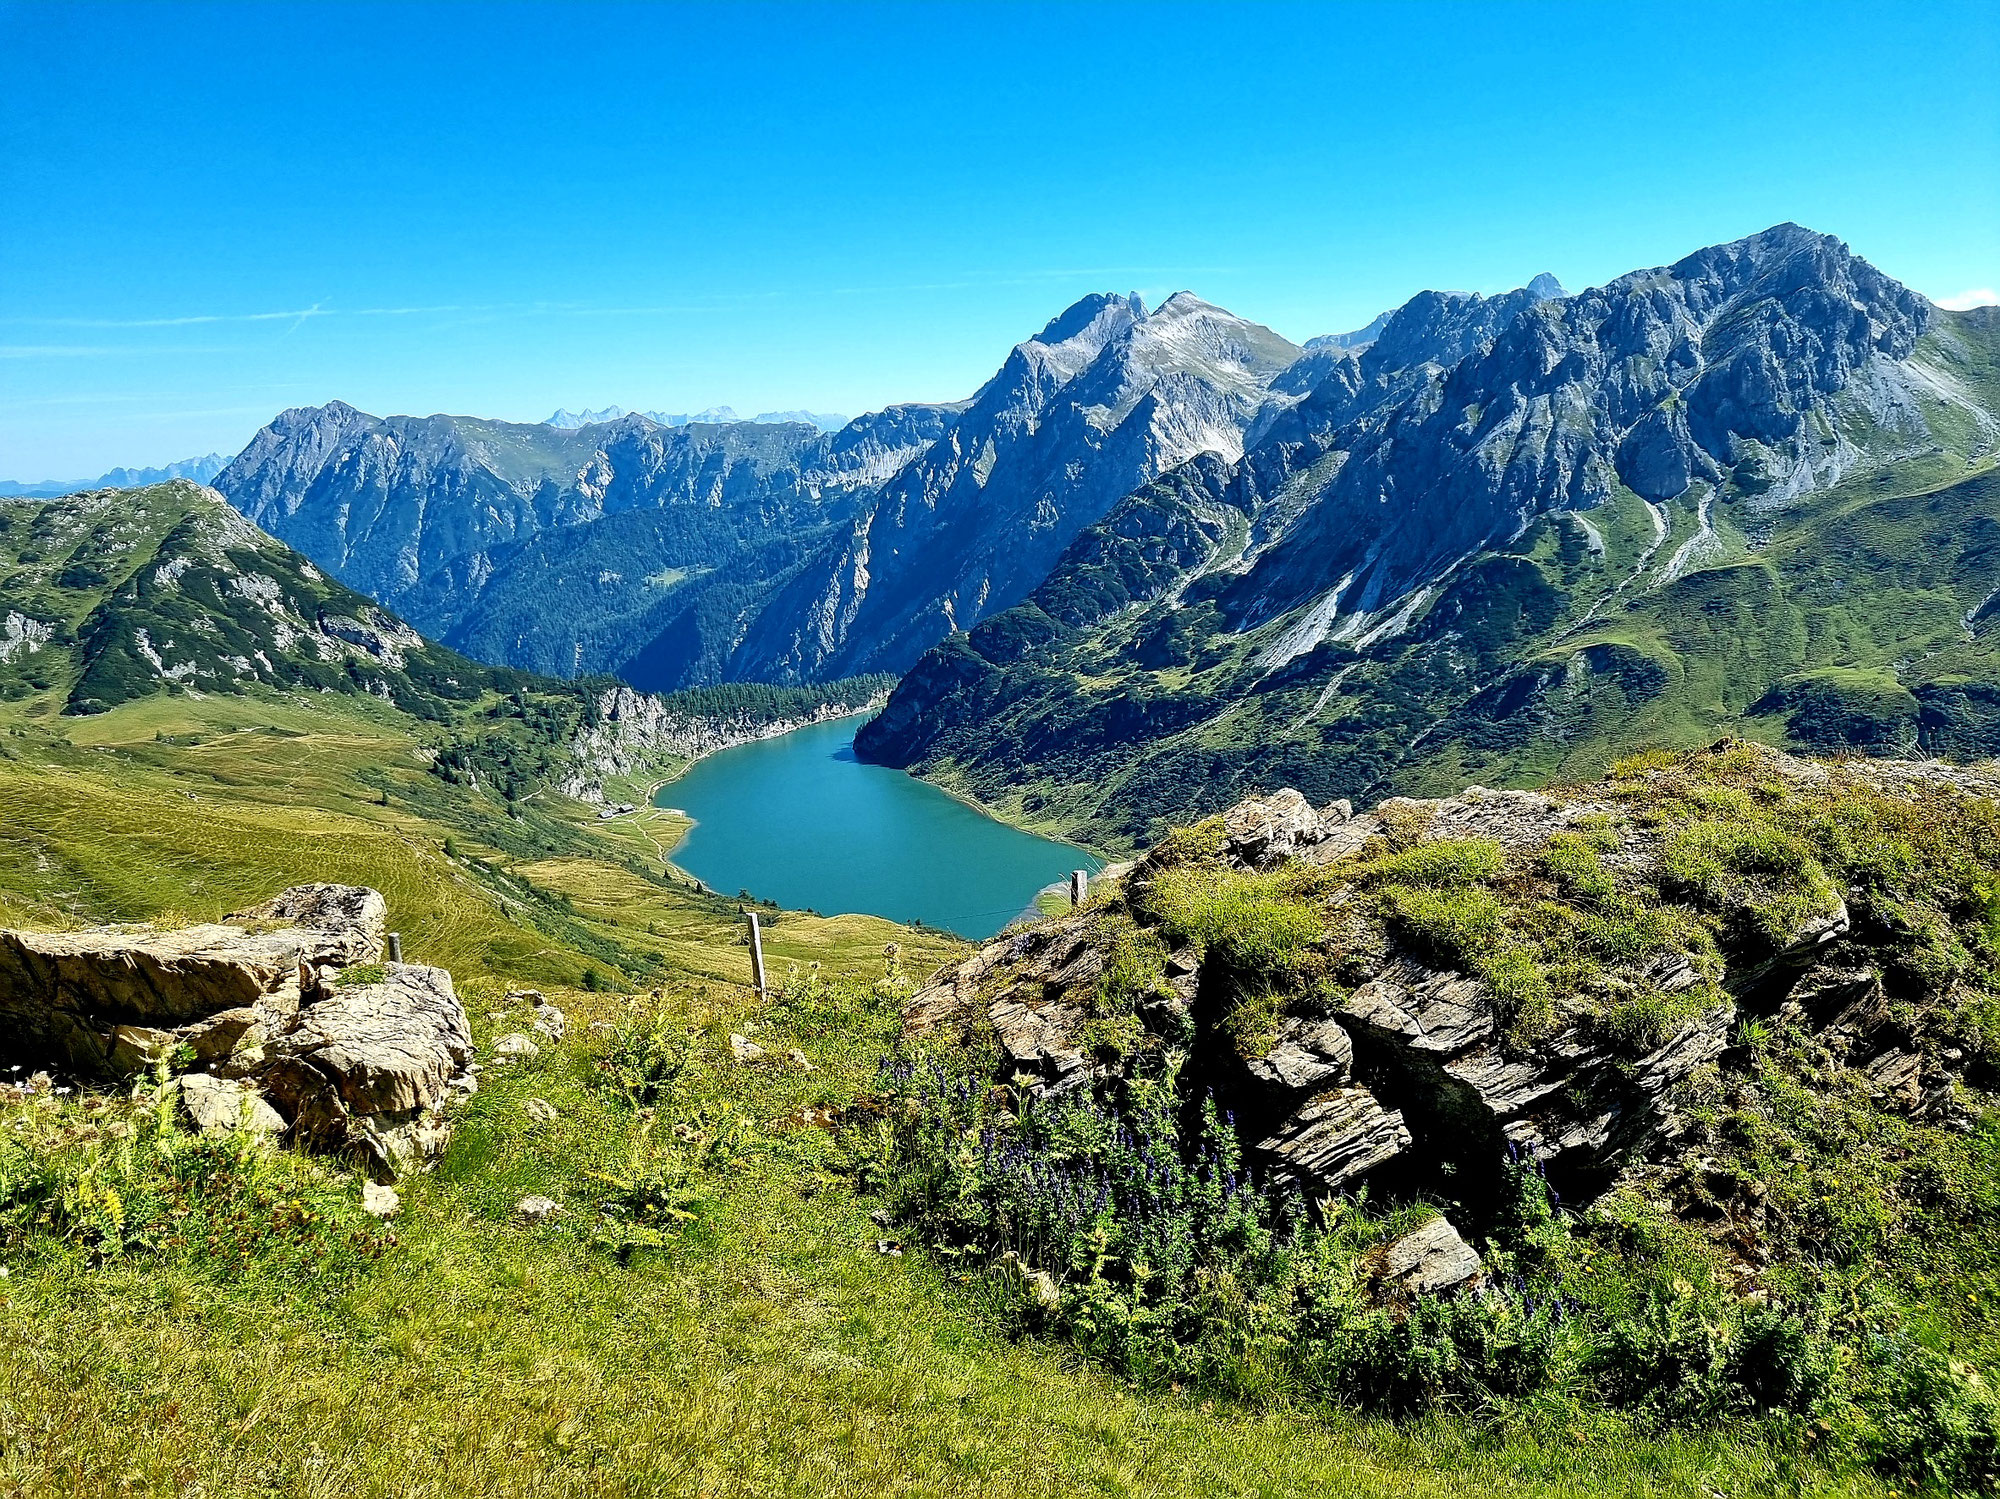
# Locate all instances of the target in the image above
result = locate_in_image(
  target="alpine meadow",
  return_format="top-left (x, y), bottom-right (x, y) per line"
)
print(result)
top-left (4, 5), bottom-right (2000, 1496)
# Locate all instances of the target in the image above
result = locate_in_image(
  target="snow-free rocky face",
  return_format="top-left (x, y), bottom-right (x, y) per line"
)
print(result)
top-left (859, 229), bottom-right (2000, 850)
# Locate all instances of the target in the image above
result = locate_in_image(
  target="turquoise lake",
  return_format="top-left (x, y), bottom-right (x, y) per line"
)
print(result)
top-left (655, 715), bottom-right (1101, 939)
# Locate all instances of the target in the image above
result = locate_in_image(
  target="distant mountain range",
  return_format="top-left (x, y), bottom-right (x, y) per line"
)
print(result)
top-left (213, 291), bottom-right (1312, 689)
top-left (857, 226), bottom-right (2000, 847)
top-left (191, 224), bottom-right (2000, 849)
top-left (0, 453), bottom-right (232, 500)
top-left (545, 406), bottom-right (848, 431)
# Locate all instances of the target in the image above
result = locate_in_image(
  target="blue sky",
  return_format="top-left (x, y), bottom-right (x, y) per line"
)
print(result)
top-left (3, 0), bottom-right (1997, 477)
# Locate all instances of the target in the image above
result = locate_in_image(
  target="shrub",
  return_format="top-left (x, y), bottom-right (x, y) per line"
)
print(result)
top-left (1355, 837), bottom-right (1506, 889)
top-left (597, 1007), bottom-right (695, 1107)
top-left (1864, 1343), bottom-right (2000, 1492)
top-left (0, 1081), bottom-right (390, 1284)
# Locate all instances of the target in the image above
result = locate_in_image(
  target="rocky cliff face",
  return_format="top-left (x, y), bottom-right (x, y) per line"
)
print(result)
top-left (1225, 225), bottom-right (1936, 635)
top-left (213, 295), bottom-right (1302, 689)
top-left (214, 402), bottom-right (961, 680)
top-left (860, 227), bottom-right (2000, 850)
top-left (724, 293), bottom-right (1303, 682)
top-left (557, 681), bottom-right (888, 800)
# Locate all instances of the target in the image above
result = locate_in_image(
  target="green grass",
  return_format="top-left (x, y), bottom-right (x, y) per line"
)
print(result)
top-left (0, 683), bottom-right (1924, 1496)
top-left (0, 973), bottom-right (1898, 1499)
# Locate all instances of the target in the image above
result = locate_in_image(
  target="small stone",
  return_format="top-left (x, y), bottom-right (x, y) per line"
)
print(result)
top-left (493, 1033), bottom-right (540, 1060)
top-left (361, 1182), bottom-right (399, 1218)
top-left (786, 1047), bottom-right (817, 1072)
top-left (172, 1073), bottom-right (286, 1138)
top-left (531, 1003), bottom-right (566, 1042)
top-left (729, 1033), bottom-right (765, 1063)
top-left (523, 1097), bottom-right (557, 1123)
top-left (516, 1195), bottom-right (560, 1223)
top-left (1378, 1216), bottom-right (1483, 1299)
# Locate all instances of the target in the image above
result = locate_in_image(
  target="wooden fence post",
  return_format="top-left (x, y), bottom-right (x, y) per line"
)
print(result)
top-left (1070, 869), bottom-right (1088, 908)
top-left (747, 912), bottom-right (768, 1001)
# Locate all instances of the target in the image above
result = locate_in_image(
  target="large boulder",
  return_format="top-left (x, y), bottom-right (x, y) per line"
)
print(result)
top-left (0, 886), bottom-right (474, 1180)
top-left (0, 883), bottom-right (387, 1077)
top-left (261, 963), bottom-right (475, 1181)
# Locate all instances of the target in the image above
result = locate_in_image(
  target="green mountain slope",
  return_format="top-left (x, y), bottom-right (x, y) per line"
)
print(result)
top-left (860, 278), bottom-right (2000, 852)
top-left (1, 480), bottom-right (526, 719)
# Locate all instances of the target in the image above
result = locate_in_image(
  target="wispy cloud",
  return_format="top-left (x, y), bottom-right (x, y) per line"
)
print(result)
top-left (1935, 288), bottom-right (1999, 311)
top-left (11, 307), bottom-right (326, 328)
top-left (0, 269), bottom-right (1240, 337)
top-left (0, 298), bottom-right (750, 330)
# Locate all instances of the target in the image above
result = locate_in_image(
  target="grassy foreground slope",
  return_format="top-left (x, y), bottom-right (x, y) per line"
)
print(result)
top-left (0, 694), bottom-right (1887, 1498)
top-left (2, 675), bottom-right (1922, 1488)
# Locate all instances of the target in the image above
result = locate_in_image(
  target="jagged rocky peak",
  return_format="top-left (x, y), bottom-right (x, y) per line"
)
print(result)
top-left (1225, 222), bottom-right (1943, 634)
top-left (1000, 291), bottom-right (1150, 390)
top-left (1114, 291), bottom-right (1303, 387)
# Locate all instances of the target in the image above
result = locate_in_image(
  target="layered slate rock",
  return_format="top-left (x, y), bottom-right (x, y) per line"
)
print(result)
top-left (904, 911), bottom-right (1105, 1095)
top-left (899, 744), bottom-right (1997, 1304)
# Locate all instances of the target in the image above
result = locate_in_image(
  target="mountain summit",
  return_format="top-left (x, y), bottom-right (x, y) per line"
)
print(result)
top-left (692, 291), bottom-right (1304, 684)
top-left (857, 226), bottom-right (2000, 848)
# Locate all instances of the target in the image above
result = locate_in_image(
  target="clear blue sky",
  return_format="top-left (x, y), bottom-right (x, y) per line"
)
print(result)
top-left (3, 0), bottom-right (1997, 478)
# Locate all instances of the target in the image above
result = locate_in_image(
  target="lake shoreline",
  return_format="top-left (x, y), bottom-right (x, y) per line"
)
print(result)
top-left (648, 715), bottom-right (1103, 938)
top-left (647, 709), bottom-right (1113, 868)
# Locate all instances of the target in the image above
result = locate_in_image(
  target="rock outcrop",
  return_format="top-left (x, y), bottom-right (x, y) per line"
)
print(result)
top-left (0, 882), bottom-right (385, 1077)
top-left (262, 963), bottom-right (474, 1181)
top-left (899, 744), bottom-right (2000, 1295)
top-left (0, 884), bottom-right (475, 1180)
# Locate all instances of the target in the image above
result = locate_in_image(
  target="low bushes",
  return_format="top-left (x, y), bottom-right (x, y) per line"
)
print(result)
top-left (0, 1074), bottom-right (391, 1284)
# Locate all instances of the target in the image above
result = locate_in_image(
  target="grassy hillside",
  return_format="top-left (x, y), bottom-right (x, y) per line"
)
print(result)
top-left (0, 529), bottom-right (1916, 1495)
top-left (3, 679), bottom-right (1898, 1497)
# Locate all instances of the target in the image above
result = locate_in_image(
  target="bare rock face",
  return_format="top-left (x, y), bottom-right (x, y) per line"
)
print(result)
top-left (227, 883), bottom-right (387, 962)
top-left (1256, 1087), bottom-right (1412, 1192)
top-left (904, 911), bottom-right (1101, 1094)
top-left (1220, 789), bottom-right (1326, 871)
top-left (0, 883), bottom-right (387, 1077)
top-left (262, 963), bottom-right (475, 1182)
